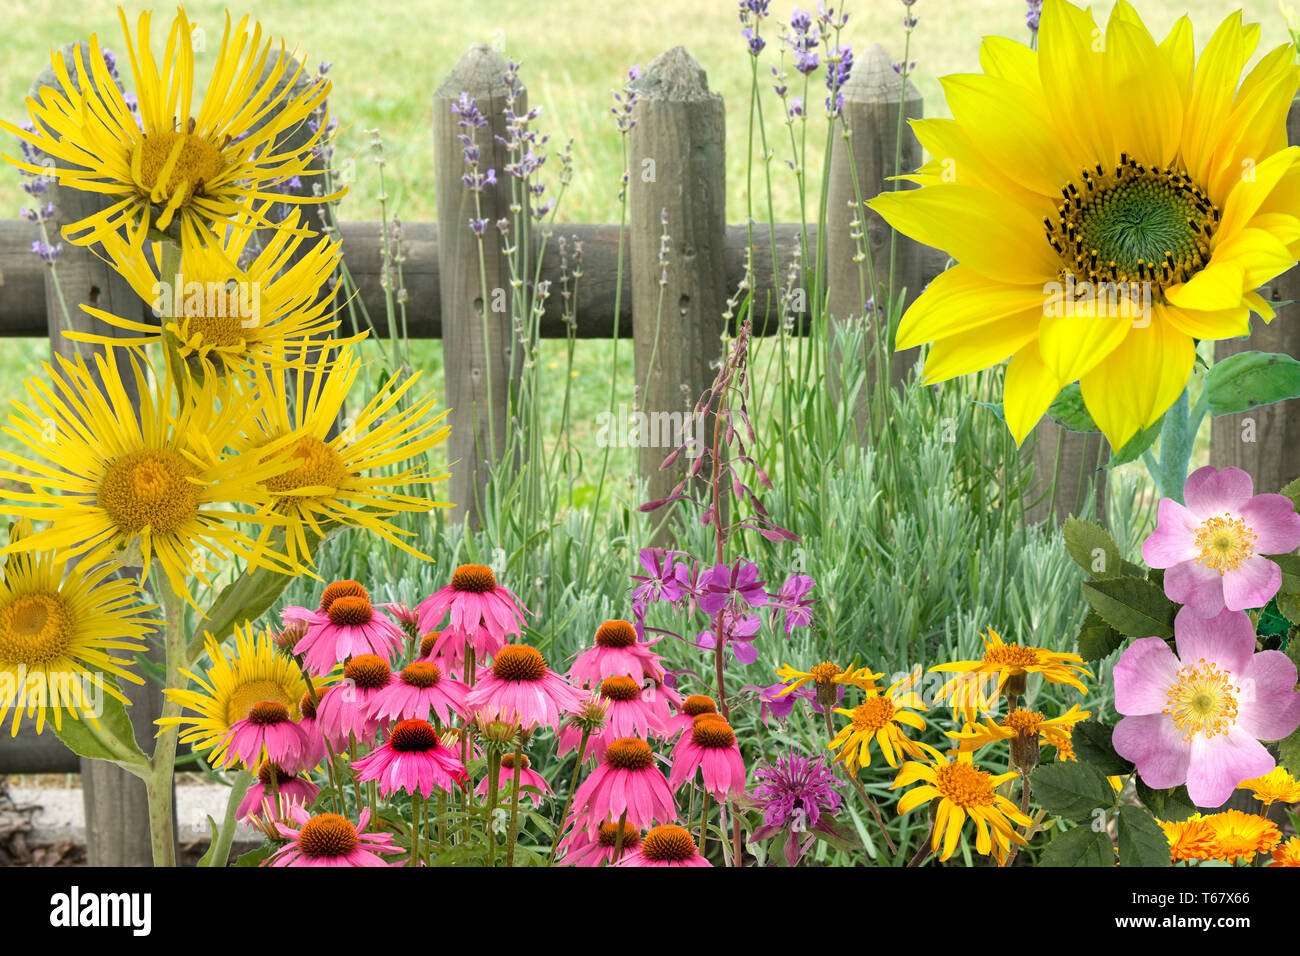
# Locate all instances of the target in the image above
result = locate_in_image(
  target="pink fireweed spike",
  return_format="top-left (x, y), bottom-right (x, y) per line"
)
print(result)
top-left (1113, 606), bottom-right (1300, 808)
top-left (266, 807), bottom-right (402, 867)
top-left (465, 644), bottom-right (584, 731)
top-left (368, 660), bottom-right (469, 728)
top-left (569, 619), bottom-right (666, 687)
top-left (668, 714), bottom-right (747, 802)
top-left (1142, 466), bottom-right (1300, 617)
top-left (351, 719), bottom-right (469, 799)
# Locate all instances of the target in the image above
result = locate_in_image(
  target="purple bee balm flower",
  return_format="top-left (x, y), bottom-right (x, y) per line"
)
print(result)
top-left (1113, 606), bottom-right (1300, 808)
top-left (696, 606), bottom-right (763, 664)
top-left (1142, 466), bottom-right (1300, 617)
top-left (772, 574), bottom-right (816, 635)
top-left (748, 750), bottom-right (846, 865)
top-left (699, 559), bottom-right (769, 615)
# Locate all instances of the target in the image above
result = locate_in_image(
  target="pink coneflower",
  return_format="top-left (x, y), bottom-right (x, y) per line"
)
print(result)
top-left (614, 824), bottom-right (711, 867)
top-left (266, 807), bottom-right (401, 867)
top-left (368, 660), bottom-right (469, 727)
top-left (286, 581), bottom-right (406, 677)
top-left (351, 719), bottom-right (469, 799)
top-left (316, 655), bottom-right (393, 750)
top-left (664, 694), bottom-right (720, 739)
top-left (218, 701), bottom-right (311, 772)
top-left (669, 714), bottom-right (747, 801)
top-left (295, 691), bottom-right (329, 769)
top-left (570, 737), bottom-right (677, 834)
top-left (569, 620), bottom-right (666, 687)
top-left (237, 762), bottom-right (321, 823)
top-left (556, 694), bottom-right (610, 760)
top-left (473, 753), bottom-right (552, 809)
top-left (465, 644), bottom-right (584, 731)
top-left (416, 564), bottom-right (528, 664)
top-left (582, 675), bottom-right (668, 761)
top-left (558, 819), bottom-right (641, 867)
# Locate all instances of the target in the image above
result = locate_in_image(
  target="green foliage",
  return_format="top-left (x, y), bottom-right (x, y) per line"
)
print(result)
top-left (1081, 576), bottom-right (1176, 639)
top-left (1115, 805), bottom-right (1171, 867)
top-left (1201, 351), bottom-right (1300, 416)
top-left (1039, 825), bottom-right (1114, 867)
top-left (1077, 611), bottom-right (1125, 663)
top-left (1031, 761), bottom-right (1116, 822)
top-left (51, 676), bottom-right (149, 773)
top-left (1134, 780), bottom-right (1198, 822)
top-left (1070, 720), bottom-right (1134, 776)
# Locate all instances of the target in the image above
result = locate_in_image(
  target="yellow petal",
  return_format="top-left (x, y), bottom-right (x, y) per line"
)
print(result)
top-left (1003, 345), bottom-right (1065, 446)
top-left (896, 265), bottom-right (1047, 351)
top-left (919, 310), bottom-right (1040, 384)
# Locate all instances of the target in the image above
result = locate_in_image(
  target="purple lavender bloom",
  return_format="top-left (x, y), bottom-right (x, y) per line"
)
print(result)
top-left (825, 44), bottom-right (853, 91)
top-left (696, 605), bottom-right (763, 664)
top-left (771, 574), bottom-right (816, 635)
top-left (468, 217), bottom-right (488, 237)
top-left (739, 0), bottom-right (771, 21)
top-left (788, 96), bottom-right (804, 118)
top-left (1026, 0), bottom-right (1043, 32)
top-left (748, 750), bottom-right (847, 865)
top-left (742, 27), bottom-right (766, 56)
top-left (31, 240), bottom-right (61, 264)
top-left (699, 559), bottom-right (769, 614)
top-left (816, 2), bottom-right (848, 29)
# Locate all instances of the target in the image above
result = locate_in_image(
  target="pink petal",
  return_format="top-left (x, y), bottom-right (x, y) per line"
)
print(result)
top-left (1184, 465), bottom-right (1254, 517)
top-left (1238, 493), bottom-right (1300, 554)
top-left (1186, 728), bottom-right (1274, 808)
top-left (1113, 713), bottom-right (1190, 790)
top-left (1173, 606), bottom-right (1255, 675)
top-left (1141, 499), bottom-right (1199, 567)
top-left (1237, 651), bottom-right (1300, 740)
top-left (1221, 555), bottom-right (1281, 612)
top-left (1113, 637), bottom-right (1180, 715)
top-left (1163, 559), bottom-right (1227, 618)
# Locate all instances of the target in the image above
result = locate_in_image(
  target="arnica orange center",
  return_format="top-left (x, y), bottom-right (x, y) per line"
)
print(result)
top-left (451, 564), bottom-right (497, 593)
top-left (343, 654), bottom-right (391, 690)
top-left (327, 594), bottom-right (373, 627)
top-left (134, 130), bottom-right (225, 205)
top-left (982, 644), bottom-right (1040, 670)
top-left (500, 753), bottom-right (530, 770)
top-left (641, 825), bottom-right (696, 862)
top-left (809, 661), bottom-right (841, 684)
top-left (597, 820), bottom-right (640, 848)
top-left (419, 632), bottom-right (441, 658)
top-left (389, 719), bottom-right (439, 753)
top-left (297, 813), bottom-right (359, 858)
top-left (681, 695), bottom-right (718, 717)
top-left (606, 737), bottom-right (654, 771)
top-left (298, 692), bottom-right (318, 721)
top-left (402, 661), bottom-right (442, 688)
top-left (320, 580), bottom-right (369, 612)
top-left (691, 715), bottom-right (736, 748)
top-left (248, 700), bottom-right (290, 725)
top-left (1194, 513), bottom-right (1257, 575)
top-left (1002, 709), bottom-right (1044, 738)
top-left (601, 675), bottom-right (641, 701)
top-left (934, 761), bottom-right (997, 809)
top-left (1164, 658), bottom-right (1239, 742)
top-left (493, 645), bottom-right (547, 682)
top-left (594, 619), bottom-right (637, 648)
top-left (850, 696), bottom-right (895, 734)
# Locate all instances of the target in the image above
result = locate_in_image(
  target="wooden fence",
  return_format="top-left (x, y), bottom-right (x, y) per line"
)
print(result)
top-left (0, 40), bottom-right (1297, 863)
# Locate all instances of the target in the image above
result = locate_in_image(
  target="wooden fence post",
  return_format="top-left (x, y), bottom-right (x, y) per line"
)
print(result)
top-left (29, 42), bottom-right (165, 867)
top-left (1210, 96), bottom-right (1300, 494)
top-left (630, 47), bottom-right (727, 538)
top-left (433, 44), bottom-right (521, 528)
top-left (826, 41), bottom-right (923, 412)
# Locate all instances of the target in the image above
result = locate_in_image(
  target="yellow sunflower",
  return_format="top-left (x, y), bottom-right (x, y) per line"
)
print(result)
top-left (239, 346), bottom-right (452, 566)
top-left (1236, 766), bottom-right (1300, 806)
top-left (0, 8), bottom-right (336, 251)
top-left (0, 521), bottom-right (156, 735)
top-left (0, 350), bottom-right (301, 606)
top-left (156, 621), bottom-right (312, 768)
top-left (826, 669), bottom-right (929, 773)
top-left (945, 704), bottom-right (1091, 770)
top-left (870, 0), bottom-right (1300, 449)
top-left (68, 203), bottom-right (358, 379)
top-left (931, 627), bottom-right (1090, 721)
top-left (891, 743), bottom-right (1033, 864)
top-left (1158, 814), bottom-right (1215, 863)
top-left (1200, 809), bottom-right (1282, 863)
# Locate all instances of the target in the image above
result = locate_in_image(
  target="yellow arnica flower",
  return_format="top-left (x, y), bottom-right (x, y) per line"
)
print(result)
top-left (69, 204), bottom-right (359, 379)
top-left (0, 351), bottom-right (301, 606)
top-left (240, 346), bottom-right (452, 566)
top-left (0, 521), bottom-right (156, 735)
top-left (774, 661), bottom-right (883, 698)
top-left (826, 670), bottom-right (929, 773)
top-left (0, 8), bottom-right (336, 251)
top-left (1158, 814), bottom-right (1215, 863)
top-left (1236, 766), bottom-right (1300, 806)
top-left (891, 743), bottom-right (1032, 863)
top-left (157, 622), bottom-right (311, 768)
top-left (945, 704), bottom-right (1091, 763)
top-left (870, 0), bottom-right (1300, 449)
top-left (1200, 809), bottom-right (1282, 863)
top-left (1269, 836), bottom-right (1300, 867)
top-left (931, 627), bottom-right (1090, 722)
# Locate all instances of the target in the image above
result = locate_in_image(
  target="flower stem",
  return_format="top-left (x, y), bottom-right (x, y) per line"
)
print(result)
top-left (547, 728), bottom-right (590, 865)
top-left (505, 740), bottom-right (524, 867)
top-left (208, 768), bottom-right (254, 868)
top-left (611, 809), bottom-right (629, 864)
top-left (146, 584), bottom-right (188, 867)
top-left (849, 775), bottom-right (897, 856)
top-left (698, 788), bottom-right (712, 858)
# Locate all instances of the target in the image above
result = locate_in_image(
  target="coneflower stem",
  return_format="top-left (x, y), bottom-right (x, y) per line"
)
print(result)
top-left (268, 765), bottom-right (281, 825)
top-left (612, 809), bottom-right (630, 864)
top-left (505, 740), bottom-right (524, 867)
top-left (485, 748), bottom-right (501, 866)
top-left (348, 735), bottom-right (364, 823)
top-left (547, 728), bottom-right (590, 865)
top-left (410, 792), bottom-right (421, 867)
top-left (699, 788), bottom-right (713, 858)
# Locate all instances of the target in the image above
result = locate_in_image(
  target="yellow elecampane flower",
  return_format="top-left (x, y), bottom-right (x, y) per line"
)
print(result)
top-left (870, 0), bottom-right (1300, 449)
top-left (68, 203), bottom-right (360, 379)
top-left (0, 350), bottom-right (303, 607)
top-left (0, 521), bottom-right (157, 735)
top-left (0, 7), bottom-right (338, 251)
